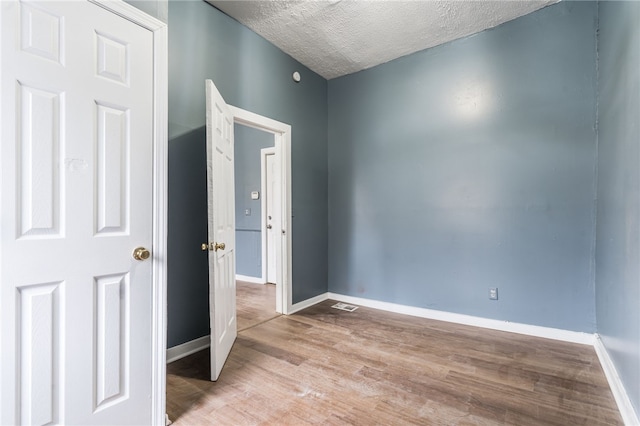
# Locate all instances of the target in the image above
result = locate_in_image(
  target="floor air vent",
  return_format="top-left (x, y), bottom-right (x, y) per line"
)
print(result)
top-left (331, 302), bottom-right (359, 312)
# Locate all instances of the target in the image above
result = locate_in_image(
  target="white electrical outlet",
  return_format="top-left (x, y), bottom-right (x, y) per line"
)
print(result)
top-left (489, 287), bottom-right (498, 300)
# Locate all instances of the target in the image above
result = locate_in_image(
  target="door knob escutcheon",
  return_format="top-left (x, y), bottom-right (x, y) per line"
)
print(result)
top-left (214, 242), bottom-right (226, 251)
top-left (133, 247), bottom-right (151, 261)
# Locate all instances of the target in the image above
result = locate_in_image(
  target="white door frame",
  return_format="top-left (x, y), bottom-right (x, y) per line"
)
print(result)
top-left (260, 147), bottom-right (277, 284)
top-left (229, 106), bottom-right (292, 314)
top-left (87, 1), bottom-right (168, 424)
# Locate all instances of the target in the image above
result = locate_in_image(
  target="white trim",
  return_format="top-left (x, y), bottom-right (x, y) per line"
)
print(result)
top-left (260, 149), bottom-right (268, 284)
top-left (327, 293), bottom-right (595, 345)
top-left (236, 274), bottom-right (265, 285)
top-left (288, 292), bottom-right (329, 314)
top-left (166, 336), bottom-right (210, 364)
top-left (89, 0), bottom-right (162, 28)
top-left (88, 2), bottom-right (168, 424)
top-left (594, 335), bottom-right (640, 425)
top-left (283, 128), bottom-right (292, 315)
top-left (228, 106), bottom-right (292, 315)
top-left (150, 22), bottom-right (168, 426)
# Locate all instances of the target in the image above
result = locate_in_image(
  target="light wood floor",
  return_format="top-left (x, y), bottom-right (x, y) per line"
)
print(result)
top-left (236, 281), bottom-right (279, 331)
top-left (167, 293), bottom-right (622, 425)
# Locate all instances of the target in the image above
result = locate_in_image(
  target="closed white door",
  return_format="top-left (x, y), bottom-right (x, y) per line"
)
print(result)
top-left (265, 151), bottom-right (278, 284)
top-left (205, 79), bottom-right (237, 381)
top-left (0, 1), bottom-right (155, 424)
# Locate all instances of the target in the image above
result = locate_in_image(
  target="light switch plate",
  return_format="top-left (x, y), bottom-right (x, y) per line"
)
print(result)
top-left (489, 287), bottom-right (498, 300)
top-left (251, 191), bottom-right (260, 200)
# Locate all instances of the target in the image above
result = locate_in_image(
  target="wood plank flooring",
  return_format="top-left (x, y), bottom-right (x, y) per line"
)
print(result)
top-left (167, 297), bottom-right (622, 425)
top-left (236, 281), bottom-right (279, 331)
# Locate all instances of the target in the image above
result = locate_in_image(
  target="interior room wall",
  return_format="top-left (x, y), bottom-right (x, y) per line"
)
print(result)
top-left (167, 0), bottom-right (328, 347)
top-left (595, 0), bottom-right (640, 416)
top-left (143, 0), bottom-right (637, 412)
top-left (124, 0), bottom-right (167, 23)
top-left (234, 124), bottom-right (274, 279)
top-left (327, 1), bottom-right (599, 332)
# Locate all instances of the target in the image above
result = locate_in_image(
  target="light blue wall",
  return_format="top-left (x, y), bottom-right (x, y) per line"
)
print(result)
top-left (596, 0), bottom-right (640, 416)
top-left (124, 0), bottom-right (167, 23)
top-left (235, 124), bottom-right (274, 278)
top-left (167, 0), bottom-right (328, 347)
top-left (328, 1), bottom-right (598, 332)
top-left (167, 127), bottom-right (210, 347)
top-left (163, 0), bottom-right (640, 408)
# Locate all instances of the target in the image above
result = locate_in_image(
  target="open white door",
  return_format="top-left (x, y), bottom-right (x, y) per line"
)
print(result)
top-left (0, 1), bottom-right (164, 424)
top-left (205, 79), bottom-right (237, 381)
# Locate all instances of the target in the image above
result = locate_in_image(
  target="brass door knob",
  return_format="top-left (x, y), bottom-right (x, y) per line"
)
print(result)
top-left (214, 242), bottom-right (226, 251)
top-left (201, 243), bottom-right (208, 251)
top-left (133, 247), bottom-right (151, 261)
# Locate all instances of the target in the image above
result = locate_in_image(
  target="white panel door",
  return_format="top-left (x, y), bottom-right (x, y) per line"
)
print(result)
top-left (265, 152), bottom-right (278, 284)
top-left (0, 1), bottom-right (155, 424)
top-left (205, 79), bottom-right (237, 381)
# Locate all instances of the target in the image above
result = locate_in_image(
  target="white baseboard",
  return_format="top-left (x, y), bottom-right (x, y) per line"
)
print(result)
top-left (288, 292), bottom-right (329, 314)
top-left (166, 335), bottom-right (210, 364)
top-left (326, 293), bottom-right (595, 345)
top-left (236, 274), bottom-right (265, 284)
top-left (594, 335), bottom-right (639, 426)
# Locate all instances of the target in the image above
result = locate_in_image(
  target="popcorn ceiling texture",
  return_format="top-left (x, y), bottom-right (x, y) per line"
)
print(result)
top-left (208, 0), bottom-right (558, 80)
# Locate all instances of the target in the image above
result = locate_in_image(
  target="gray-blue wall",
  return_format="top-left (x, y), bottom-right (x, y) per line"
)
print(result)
top-left (124, 0), bottom-right (167, 23)
top-left (596, 0), bottom-right (640, 416)
top-left (168, 0), bottom-right (328, 347)
top-left (235, 124), bottom-right (274, 278)
top-left (160, 0), bottom-right (640, 411)
top-left (328, 1), bottom-right (598, 332)
top-left (168, 126), bottom-right (210, 347)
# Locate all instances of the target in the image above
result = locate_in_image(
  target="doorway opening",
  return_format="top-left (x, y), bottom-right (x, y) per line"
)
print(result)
top-left (233, 125), bottom-right (274, 285)
top-left (230, 106), bottom-right (292, 315)
top-left (233, 125), bottom-right (277, 330)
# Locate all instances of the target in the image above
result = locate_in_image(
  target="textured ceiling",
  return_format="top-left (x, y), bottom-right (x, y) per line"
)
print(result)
top-left (208, 0), bottom-right (558, 80)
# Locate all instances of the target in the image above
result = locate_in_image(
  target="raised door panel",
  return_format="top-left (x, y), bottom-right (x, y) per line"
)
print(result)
top-left (94, 273), bottom-right (129, 410)
top-left (95, 103), bottom-right (129, 235)
top-left (18, 282), bottom-right (62, 426)
top-left (18, 83), bottom-right (63, 238)
top-left (20, 2), bottom-right (63, 64)
top-left (96, 32), bottom-right (128, 85)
